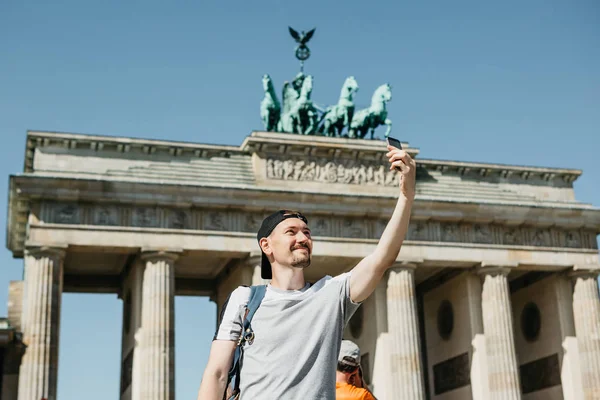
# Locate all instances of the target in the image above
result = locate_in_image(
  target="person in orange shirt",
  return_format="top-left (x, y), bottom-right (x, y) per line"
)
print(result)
top-left (335, 341), bottom-right (376, 400)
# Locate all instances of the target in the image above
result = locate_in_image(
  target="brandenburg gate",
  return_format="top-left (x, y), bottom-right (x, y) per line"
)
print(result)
top-left (4, 129), bottom-right (600, 400)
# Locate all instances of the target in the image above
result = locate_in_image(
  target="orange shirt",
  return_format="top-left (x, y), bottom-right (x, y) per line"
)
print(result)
top-left (335, 382), bottom-right (376, 400)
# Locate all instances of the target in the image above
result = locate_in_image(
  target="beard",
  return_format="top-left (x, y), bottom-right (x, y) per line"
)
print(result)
top-left (290, 246), bottom-right (311, 269)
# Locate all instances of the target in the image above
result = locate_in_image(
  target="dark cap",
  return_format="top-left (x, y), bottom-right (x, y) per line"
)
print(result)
top-left (256, 210), bottom-right (308, 279)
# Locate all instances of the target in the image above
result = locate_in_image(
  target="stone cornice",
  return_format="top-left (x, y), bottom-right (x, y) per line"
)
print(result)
top-left (241, 131), bottom-right (419, 160)
top-left (417, 159), bottom-right (581, 183)
top-left (10, 174), bottom-right (598, 212)
top-left (24, 130), bottom-right (582, 183)
top-left (24, 130), bottom-right (240, 173)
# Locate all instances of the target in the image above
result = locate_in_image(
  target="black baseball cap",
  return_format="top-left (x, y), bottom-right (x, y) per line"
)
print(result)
top-left (256, 210), bottom-right (309, 279)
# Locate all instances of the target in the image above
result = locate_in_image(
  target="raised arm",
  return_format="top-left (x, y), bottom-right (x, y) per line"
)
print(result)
top-left (197, 340), bottom-right (237, 400)
top-left (349, 145), bottom-right (416, 303)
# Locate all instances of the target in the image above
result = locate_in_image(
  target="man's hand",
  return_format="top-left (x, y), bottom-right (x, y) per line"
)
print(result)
top-left (386, 144), bottom-right (416, 200)
top-left (197, 340), bottom-right (237, 400)
top-left (349, 146), bottom-right (416, 303)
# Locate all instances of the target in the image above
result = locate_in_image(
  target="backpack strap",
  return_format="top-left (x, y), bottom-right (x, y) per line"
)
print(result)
top-left (242, 285), bottom-right (267, 336)
top-left (226, 285), bottom-right (267, 399)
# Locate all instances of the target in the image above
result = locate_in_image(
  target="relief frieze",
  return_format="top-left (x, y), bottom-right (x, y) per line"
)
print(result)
top-left (167, 209), bottom-right (190, 230)
top-left (471, 224), bottom-right (493, 244)
top-left (54, 204), bottom-right (80, 224)
top-left (94, 206), bottom-right (118, 226)
top-left (266, 157), bottom-right (399, 187)
top-left (37, 201), bottom-right (598, 250)
top-left (204, 211), bottom-right (228, 231)
top-left (243, 213), bottom-right (262, 233)
top-left (311, 216), bottom-right (331, 237)
top-left (132, 207), bottom-right (158, 228)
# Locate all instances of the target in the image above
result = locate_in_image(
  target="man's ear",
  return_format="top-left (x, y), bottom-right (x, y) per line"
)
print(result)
top-left (259, 237), bottom-right (270, 255)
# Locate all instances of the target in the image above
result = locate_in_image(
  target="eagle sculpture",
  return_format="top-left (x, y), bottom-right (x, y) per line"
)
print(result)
top-left (288, 27), bottom-right (316, 45)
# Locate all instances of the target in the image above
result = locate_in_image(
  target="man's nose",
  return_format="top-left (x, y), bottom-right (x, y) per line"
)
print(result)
top-left (296, 232), bottom-right (309, 243)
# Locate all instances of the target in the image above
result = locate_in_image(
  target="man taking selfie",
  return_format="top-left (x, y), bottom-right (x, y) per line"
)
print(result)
top-left (197, 141), bottom-right (415, 400)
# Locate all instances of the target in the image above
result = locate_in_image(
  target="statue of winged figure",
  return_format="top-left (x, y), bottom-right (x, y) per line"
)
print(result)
top-left (288, 27), bottom-right (316, 61)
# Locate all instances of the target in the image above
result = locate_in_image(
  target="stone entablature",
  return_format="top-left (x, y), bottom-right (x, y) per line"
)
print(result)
top-left (8, 130), bottom-right (599, 257)
top-left (26, 130), bottom-right (581, 187)
top-left (33, 201), bottom-right (598, 251)
top-left (21, 130), bottom-right (587, 206)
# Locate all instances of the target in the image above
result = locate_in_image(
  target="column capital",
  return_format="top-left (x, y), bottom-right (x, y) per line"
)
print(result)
top-left (24, 245), bottom-right (67, 260)
top-left (140, 248), bottom-right (182, 263)
top-left (390, 259), bottom-right (423, 273)
top-left (568, 264), bottom-right (600, 280)
top-left (476, 261), bottom-right (518, 277)
top-left (245, 252), bottom-right (263, 267)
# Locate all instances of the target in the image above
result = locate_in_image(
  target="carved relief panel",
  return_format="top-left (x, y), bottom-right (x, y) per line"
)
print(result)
top-left (36, 201), bottom-right (598, 250)
top-left (266, 157), bottom-right (399, 187)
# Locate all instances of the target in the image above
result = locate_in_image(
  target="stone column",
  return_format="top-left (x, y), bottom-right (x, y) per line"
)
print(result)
top-left (478, 265), bottom-right (521, 400)
top-left (4, 281), bottom-right (24, 399)
top-left (2, 340), bottom-right (26, 400)
top-left (386, 263), bottom-right (425, 399)
top-left (467, 272), bottom-right (490, 400)
top-left (17, 247), bottom-right (66, 400)
top-left (137, 251), bottom-right (179, 400)
top-left (555, 273), bottom-right (584, 400)
top-left (215, 254), bottom-right (266, 326)
top-left (570, 268), bottom-right (600, 399)
top-left (372, 278), bottom-right (390, 400)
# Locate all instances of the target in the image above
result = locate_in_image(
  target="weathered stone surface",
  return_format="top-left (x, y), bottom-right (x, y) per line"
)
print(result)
top-left (8, 130), bottom-right (599, 259)
top-left (387, 264), bottom-right (425, 399)
top-left (36, 201), bottom-right (599, 250)
top-left (18, 247), bottom-right (65, 400)
top-left (135, 251), bottom-right (178, 400)
top-left (571, 268), bottom-right (600, 399)
top-left (5, 129), bottom-right (600, 400)
top-left (7, 281), bottom-right (23, 332)
top-left (478, 265), bottom-right (522, 399)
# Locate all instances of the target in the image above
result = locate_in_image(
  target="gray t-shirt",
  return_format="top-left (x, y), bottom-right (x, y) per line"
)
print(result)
top-left (214, 272), bottom-right (360, 400)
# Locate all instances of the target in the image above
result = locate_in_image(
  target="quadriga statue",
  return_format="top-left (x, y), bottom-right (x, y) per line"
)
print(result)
top-left (260, 72), bottom-right (392, 139)
top-left (260, 74), bottom-right (281, 132)
top-left (348, 83), bottom-right (392, 139)
top-left (318, 76), bottom-right (359, 137)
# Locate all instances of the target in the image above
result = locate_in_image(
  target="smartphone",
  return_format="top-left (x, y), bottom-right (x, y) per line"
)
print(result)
top-left (386, 136), bottom-right (402, 150)
top-left (386, 136), bottom-right (403, 171)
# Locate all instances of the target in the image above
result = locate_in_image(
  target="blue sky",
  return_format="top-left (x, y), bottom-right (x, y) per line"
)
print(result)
top-left (1, 0), bottom-right (598, 398)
